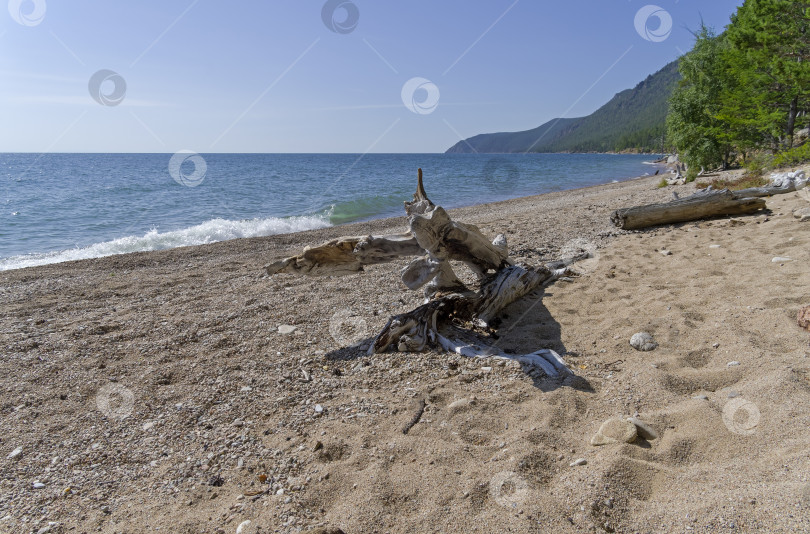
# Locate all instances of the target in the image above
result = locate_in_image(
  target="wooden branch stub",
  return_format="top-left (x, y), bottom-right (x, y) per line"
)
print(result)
top-left (265, 233), bottom-right (423, 276)
top-left (405, 168), bottom-right (435, 216)
top-left (401, 256), bottom-right (465, 296)
top-left (415, 168), bottom-right (427, 201)
top-left (610, 189), bottom-right (766, 230)
top-left (475, 264), bottom-right (554, 327)
top-left (408, 205), bottom-right (508, 276)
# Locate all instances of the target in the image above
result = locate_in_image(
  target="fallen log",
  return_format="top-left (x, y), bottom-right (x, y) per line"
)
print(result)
top-left (731, 184), bottom-right (796, 198)
top-left (265, 169), bottom-right (579, 377)
top-left (610, 188), bottom-right (766, 230)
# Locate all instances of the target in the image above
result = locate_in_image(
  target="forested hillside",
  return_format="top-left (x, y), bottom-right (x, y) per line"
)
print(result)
top-left (446, 60), bottom-right (680, 154)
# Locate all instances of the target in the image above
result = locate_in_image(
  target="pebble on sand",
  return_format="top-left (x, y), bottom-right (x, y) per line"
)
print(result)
top-left (569, 458), bottom-right (587, 466)
top-left (630, 332), bottom-right (658, 351)
top-left (236, 520), bottom-right (252, 534)
top-left (771, 256), bottom-right (793, 263)
top-left (797, 306), bottom-right (810, 331)
top-left (7, 446), bottom-right (22, 460)
top-left (793, 207), bottom-right (810, 222)
top-left (278, 325), bottom-right (297, 335)
top-left (590, 418), bottom-right (637, 446)
top-left (447, 398), bottom-right (472, 416)
top-left (627, 417), bottom-right (658, 440)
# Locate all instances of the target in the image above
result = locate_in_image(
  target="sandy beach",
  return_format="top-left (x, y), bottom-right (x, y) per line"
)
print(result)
top-left (1, 169), bottom-right (809, 533)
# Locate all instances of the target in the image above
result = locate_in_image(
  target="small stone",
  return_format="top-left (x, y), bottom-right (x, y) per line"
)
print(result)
top-left (142, 421), bottom-right (155, 431)
top-left (591, 418), bottom-right (637, 446)
top-left (728, 391), bottom-right (740, 398)
top-left (627, 417), bottom-right (658, 440)
top-left (797, 306), bottom-right (810, 331)
top-left (314, 404), bottom-right (324, 414)
top-left (659, 249), bottom-right (672, 256)
top-left (480, 366), bottom-right (492, 372)
top-left (692, 394), bottom-right (708, 400)
top-left (240, 386), bottom-right (252, 392)
top-left (712, 343), bottom-right (720, 349)
top-left (630, 332), bottom-right (658, 351)
top-left (772, 257), bottom-right (793, 263)
top-left (7, 447), bottom-right (22, 460)
top-left (727, 361), bottom-right (740, 367)
top-left (32, 482), bottom-right (46, 489)
top-left (278, 325), bottom-right (297, 335)
top-left (447, 398), bottom-right (471, 415)
top-left (709, 244), bottom-right (721, 249)
top-left (236, 520), bottom-right (252, 534)
top-left (276, 488), bottom-right (285, 495)
top-left (793, 207), bottom-right (810, 222)
top-left (569, 458), bottom-right (587, 466)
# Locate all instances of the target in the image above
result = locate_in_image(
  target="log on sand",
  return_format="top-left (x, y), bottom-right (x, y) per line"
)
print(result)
top-left (610, 188), bottom-right (766, 230)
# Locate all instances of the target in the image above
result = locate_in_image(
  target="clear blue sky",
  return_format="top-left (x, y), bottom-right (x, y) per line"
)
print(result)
top-left (1, 0), bottom-right (743, 153)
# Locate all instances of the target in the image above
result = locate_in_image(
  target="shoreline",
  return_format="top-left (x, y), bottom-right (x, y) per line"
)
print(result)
top-left (1, 166), bottom-right (809, 532)
top-left (0, 169), bottom-right (664, 274)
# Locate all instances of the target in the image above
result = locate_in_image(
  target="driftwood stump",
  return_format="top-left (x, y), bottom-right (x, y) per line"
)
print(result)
top-left (266, 169), bottom-right (579, 377)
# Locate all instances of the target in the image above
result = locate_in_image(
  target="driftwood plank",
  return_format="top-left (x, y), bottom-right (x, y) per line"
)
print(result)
top-left (610, 189), bottom-right (766, 230)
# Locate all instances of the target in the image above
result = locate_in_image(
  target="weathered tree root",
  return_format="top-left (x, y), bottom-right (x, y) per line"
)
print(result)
top-left (266, 169), bottom-right (579, 378)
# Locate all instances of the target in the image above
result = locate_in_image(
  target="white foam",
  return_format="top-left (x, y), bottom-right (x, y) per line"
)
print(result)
top-left (0, 214), bottom-right (331, 271)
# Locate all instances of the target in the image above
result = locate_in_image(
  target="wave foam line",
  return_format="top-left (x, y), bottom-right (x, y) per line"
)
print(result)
top-left (0, 214), bottom-right (332, 271)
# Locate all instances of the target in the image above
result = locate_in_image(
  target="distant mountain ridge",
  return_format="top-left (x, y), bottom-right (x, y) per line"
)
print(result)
top-left (445, 60), bottom-right (680, 154)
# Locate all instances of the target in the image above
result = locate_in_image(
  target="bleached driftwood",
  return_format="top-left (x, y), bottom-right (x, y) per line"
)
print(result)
top-left (731, 184), bottom-right (796, 198)
top-left (610, 188), bottom-right (766, 230)
top-left (266, 233), bottom-right (423, 276)
top-left (436, 327), bottom-right (569, 378)
top-left (265, 169), bottom-right (576, 377)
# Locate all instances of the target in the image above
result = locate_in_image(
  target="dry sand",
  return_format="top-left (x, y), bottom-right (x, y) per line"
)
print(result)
top-left (1, 169), bottom-right (809, 534)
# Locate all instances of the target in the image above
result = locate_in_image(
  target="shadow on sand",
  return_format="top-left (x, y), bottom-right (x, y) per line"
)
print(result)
top-left (324, 285), bottom-right (593, 394)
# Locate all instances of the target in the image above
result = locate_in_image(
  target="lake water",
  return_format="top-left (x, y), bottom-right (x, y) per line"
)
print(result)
top-left (0, 152), bottom-right (662, 270)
